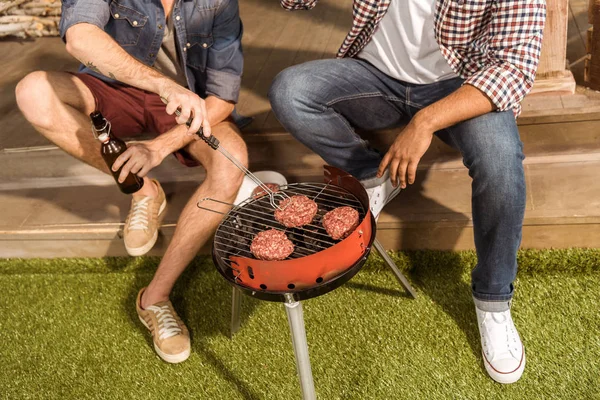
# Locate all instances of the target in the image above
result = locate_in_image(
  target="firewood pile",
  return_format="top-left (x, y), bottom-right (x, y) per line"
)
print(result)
top-left (0, 0), bottom-right (61, 38)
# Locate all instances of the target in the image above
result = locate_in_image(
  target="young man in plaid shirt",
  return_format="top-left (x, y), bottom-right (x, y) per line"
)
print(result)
top-left (269, 0), bottom-right (546, 384)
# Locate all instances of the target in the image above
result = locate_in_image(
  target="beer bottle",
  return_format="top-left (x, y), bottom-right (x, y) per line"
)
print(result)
top-left (90, 111), bottom-right (144, 194)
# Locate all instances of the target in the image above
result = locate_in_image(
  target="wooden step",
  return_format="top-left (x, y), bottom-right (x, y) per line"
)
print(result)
top-left (2, 151), bottom-right (599, 257)
top-left (3, 91), bottom-right (600, 191)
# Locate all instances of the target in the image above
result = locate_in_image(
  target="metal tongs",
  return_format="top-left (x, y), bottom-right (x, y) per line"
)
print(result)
top-left (161, 98), bottom-right (291, 210)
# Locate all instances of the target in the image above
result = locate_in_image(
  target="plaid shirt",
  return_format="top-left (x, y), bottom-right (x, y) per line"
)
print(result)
top-left (280, 0), bottom-right (546, 117)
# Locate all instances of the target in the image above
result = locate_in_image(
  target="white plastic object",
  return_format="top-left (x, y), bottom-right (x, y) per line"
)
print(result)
top-left (233, 171), bottom-right (288, 206)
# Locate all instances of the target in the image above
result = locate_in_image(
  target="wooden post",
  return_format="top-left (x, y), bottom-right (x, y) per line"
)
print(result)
top-left (530, 0), bottom-right (577, 95)
top-left (585, 0), bottom-right (600, 90)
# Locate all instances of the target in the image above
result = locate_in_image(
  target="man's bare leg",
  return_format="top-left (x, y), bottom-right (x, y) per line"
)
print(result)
top-left (141, 120), bottom-right (247, 307)
top-left (16, 71), bottom-right (246, 305)
top-left (15, 71), bottom-right (157, 197)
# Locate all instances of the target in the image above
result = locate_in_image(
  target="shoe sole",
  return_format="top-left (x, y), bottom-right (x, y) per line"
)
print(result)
top-left (125, 199), bottom-right (167, 257)
top-left (482, 347), bottom-right (526, 384)
top-left (138, 314), bottom-right (190, 364)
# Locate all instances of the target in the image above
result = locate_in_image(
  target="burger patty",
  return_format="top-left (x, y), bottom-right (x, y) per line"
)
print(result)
top-left (251, 183), bottom-right (280, 199)
top-left (322, 206), bottom-right (360, 240)
top-left (274, 195), bottom-right (318, 228)
top-left (250, 229), bottom-right (295, 261)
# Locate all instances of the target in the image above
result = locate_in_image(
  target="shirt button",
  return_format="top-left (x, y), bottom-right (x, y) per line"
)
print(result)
top-left (114, 13), bottom-right (120, 18)
top-left (183, 48), bottom-right (187, 52)
top-left (186, 42), bottom-right (191, 47)
top-left (133, 21), bottom-right (138, 26)
top-left (202, 43), bottom-right (208, 48)
top-left (175, 15), bottom-right (181, 21)
top-left (158, 24), bottom-right (163, 29)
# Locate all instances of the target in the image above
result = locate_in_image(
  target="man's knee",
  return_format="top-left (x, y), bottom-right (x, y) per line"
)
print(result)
top-left (205, 122), bottom-right (248, 197)
top-left (461, 115), bottom-right (525, 204)
top-left (269, 64), bottom-right (318, 118)
top-left (15, 71), bottom-right (54, 127)
top-left (462, 113), bottom-right (523, 174)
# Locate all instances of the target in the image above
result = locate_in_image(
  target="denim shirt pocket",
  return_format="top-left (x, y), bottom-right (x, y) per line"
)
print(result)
top-left (185, 34), bottom-right (214, 72)
top-left (107, 0), bottom-right (148, 47)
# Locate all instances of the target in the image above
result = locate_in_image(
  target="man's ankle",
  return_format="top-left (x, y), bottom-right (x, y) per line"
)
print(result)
top-left (133, 177), bottom-right (158, 199)
top-left (141, 287), bottom-right (170, 309)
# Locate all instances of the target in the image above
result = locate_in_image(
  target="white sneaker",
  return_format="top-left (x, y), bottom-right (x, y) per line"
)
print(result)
top-left (363, 178), bottom-right (401, 220)
top-left (476, 307), bottom-right (526, 384)
top-left (233, 171), bottom-right (288, 205)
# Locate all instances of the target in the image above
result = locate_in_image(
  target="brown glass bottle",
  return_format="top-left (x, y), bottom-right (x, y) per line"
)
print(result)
top-left (90, 111), bottom-right (144, 194)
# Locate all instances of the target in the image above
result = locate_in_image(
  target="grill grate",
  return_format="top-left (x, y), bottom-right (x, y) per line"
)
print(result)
top-left (213, 183), bottom-right (366, 268)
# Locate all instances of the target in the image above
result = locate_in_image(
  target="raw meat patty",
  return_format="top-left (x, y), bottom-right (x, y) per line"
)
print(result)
top-left (322, 206), bottom-right (360, 240)
top-left (250, 229), bottom-right (295, 261)
top-left (251, 183), bottom-right (280, 199)
top-left (274, 195), bottom-right (318, 228)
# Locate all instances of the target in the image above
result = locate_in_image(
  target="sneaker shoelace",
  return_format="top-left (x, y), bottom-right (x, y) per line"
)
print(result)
top-left (128, 197), bottom-right (151, 231)
top-left (147, 305), bottom-right (182, 340)
top-left (480, 310), bottom-right (520, 361)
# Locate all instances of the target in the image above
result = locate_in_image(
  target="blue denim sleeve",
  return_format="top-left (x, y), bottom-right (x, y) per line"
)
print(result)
top-left (59, 0), bottom-right (111, 42)
top-left (205, 0), bottom-right (243, 103)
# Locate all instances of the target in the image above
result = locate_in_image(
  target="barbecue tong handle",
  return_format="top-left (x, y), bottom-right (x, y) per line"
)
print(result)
top-left (185, 120), bottom-right (219, 150)
top-left (160, 96), bottom-right (220, 150)
top-left (182, 117), bottom-right (219, 149)
top-left (197, 131), bottom-right (220, 150)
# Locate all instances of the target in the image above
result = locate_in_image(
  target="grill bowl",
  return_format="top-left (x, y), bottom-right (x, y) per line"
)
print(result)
top-left (212, 166), bottom-right (376, 301)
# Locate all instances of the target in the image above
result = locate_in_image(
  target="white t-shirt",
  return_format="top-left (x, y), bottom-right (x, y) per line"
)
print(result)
top-left (357, 0), bottom-right (457, 84)
top-left (153, 14), bottom-right (187, 87)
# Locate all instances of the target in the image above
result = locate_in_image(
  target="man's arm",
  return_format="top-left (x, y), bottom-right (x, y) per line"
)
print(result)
top-left (377, 85), bottom-right (493, 188)
top-left (112, 96), bottom-right (234, 182)
top-left (378, 0), bottom-right (546, 188)
top-left (203, 0), bottom-right (244, 103)
top-left (462, 0), bottom-right (546, 113)
top-left (64, 23), bottom-right (210, 136)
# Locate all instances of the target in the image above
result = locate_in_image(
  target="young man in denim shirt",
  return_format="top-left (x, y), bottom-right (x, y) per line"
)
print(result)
top-left (270, 0), bottom-right (546, 384)
top-left (16, 0), bottom-right (246, 364)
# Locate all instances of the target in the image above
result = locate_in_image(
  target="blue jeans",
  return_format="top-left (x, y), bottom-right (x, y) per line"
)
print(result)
top-left (269, 58), bottom-right (526, 311)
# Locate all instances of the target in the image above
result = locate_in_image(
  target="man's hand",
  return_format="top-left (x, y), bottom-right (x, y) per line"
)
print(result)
top-left (112, 142), bottom-right (165, 183)
top-left (160, 80), bottom-right (212, 137)
top-left (377, 117), bottom-right (434, 189)
top-left (377, 85), bottom-right (495, 189)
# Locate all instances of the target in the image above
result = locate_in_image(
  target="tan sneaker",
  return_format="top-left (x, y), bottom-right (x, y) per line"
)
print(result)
top-left (136, 288), bottom-right (191, 363)
top-left (124, 179), bottom-right (166, 256)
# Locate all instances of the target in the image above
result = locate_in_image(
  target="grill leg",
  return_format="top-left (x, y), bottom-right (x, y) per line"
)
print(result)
top-left (230, 287), bottom-right (242, 337)
top-left (373, 238), bottom-right (417, 299)
top-left (284, 294), bottom-right (316, 400)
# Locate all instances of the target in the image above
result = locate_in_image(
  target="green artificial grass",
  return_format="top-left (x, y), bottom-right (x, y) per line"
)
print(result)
top-left (0, 249), bottom-right (599, 400)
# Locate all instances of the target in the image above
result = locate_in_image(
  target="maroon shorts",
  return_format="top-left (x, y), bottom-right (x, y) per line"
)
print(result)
top-left (75, 73), bottom-right (199, 167)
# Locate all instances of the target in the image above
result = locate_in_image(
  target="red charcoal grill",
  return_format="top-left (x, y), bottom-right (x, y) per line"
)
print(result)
top-left (200, 166), bottom-right (416, 400)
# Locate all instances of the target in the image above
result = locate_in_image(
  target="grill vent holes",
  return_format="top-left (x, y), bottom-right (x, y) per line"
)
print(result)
top-left (316, 277), bottom-right (323, 283)
top-left (287, 284), bottom-right (295, 289)
top-left (260, 284), bottom-right (267, 290)
top-left (247, 267), bottom-right (254, 279)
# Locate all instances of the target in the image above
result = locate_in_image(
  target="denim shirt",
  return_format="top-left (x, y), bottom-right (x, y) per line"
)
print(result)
top-left (60, 0), bottom-right (243, 103)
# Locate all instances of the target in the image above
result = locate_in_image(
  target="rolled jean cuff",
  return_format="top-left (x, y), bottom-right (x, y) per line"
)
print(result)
top-left (473, 296), bottom-right (512, 312)
top-left (359, 170), bottom-right (389, 189)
